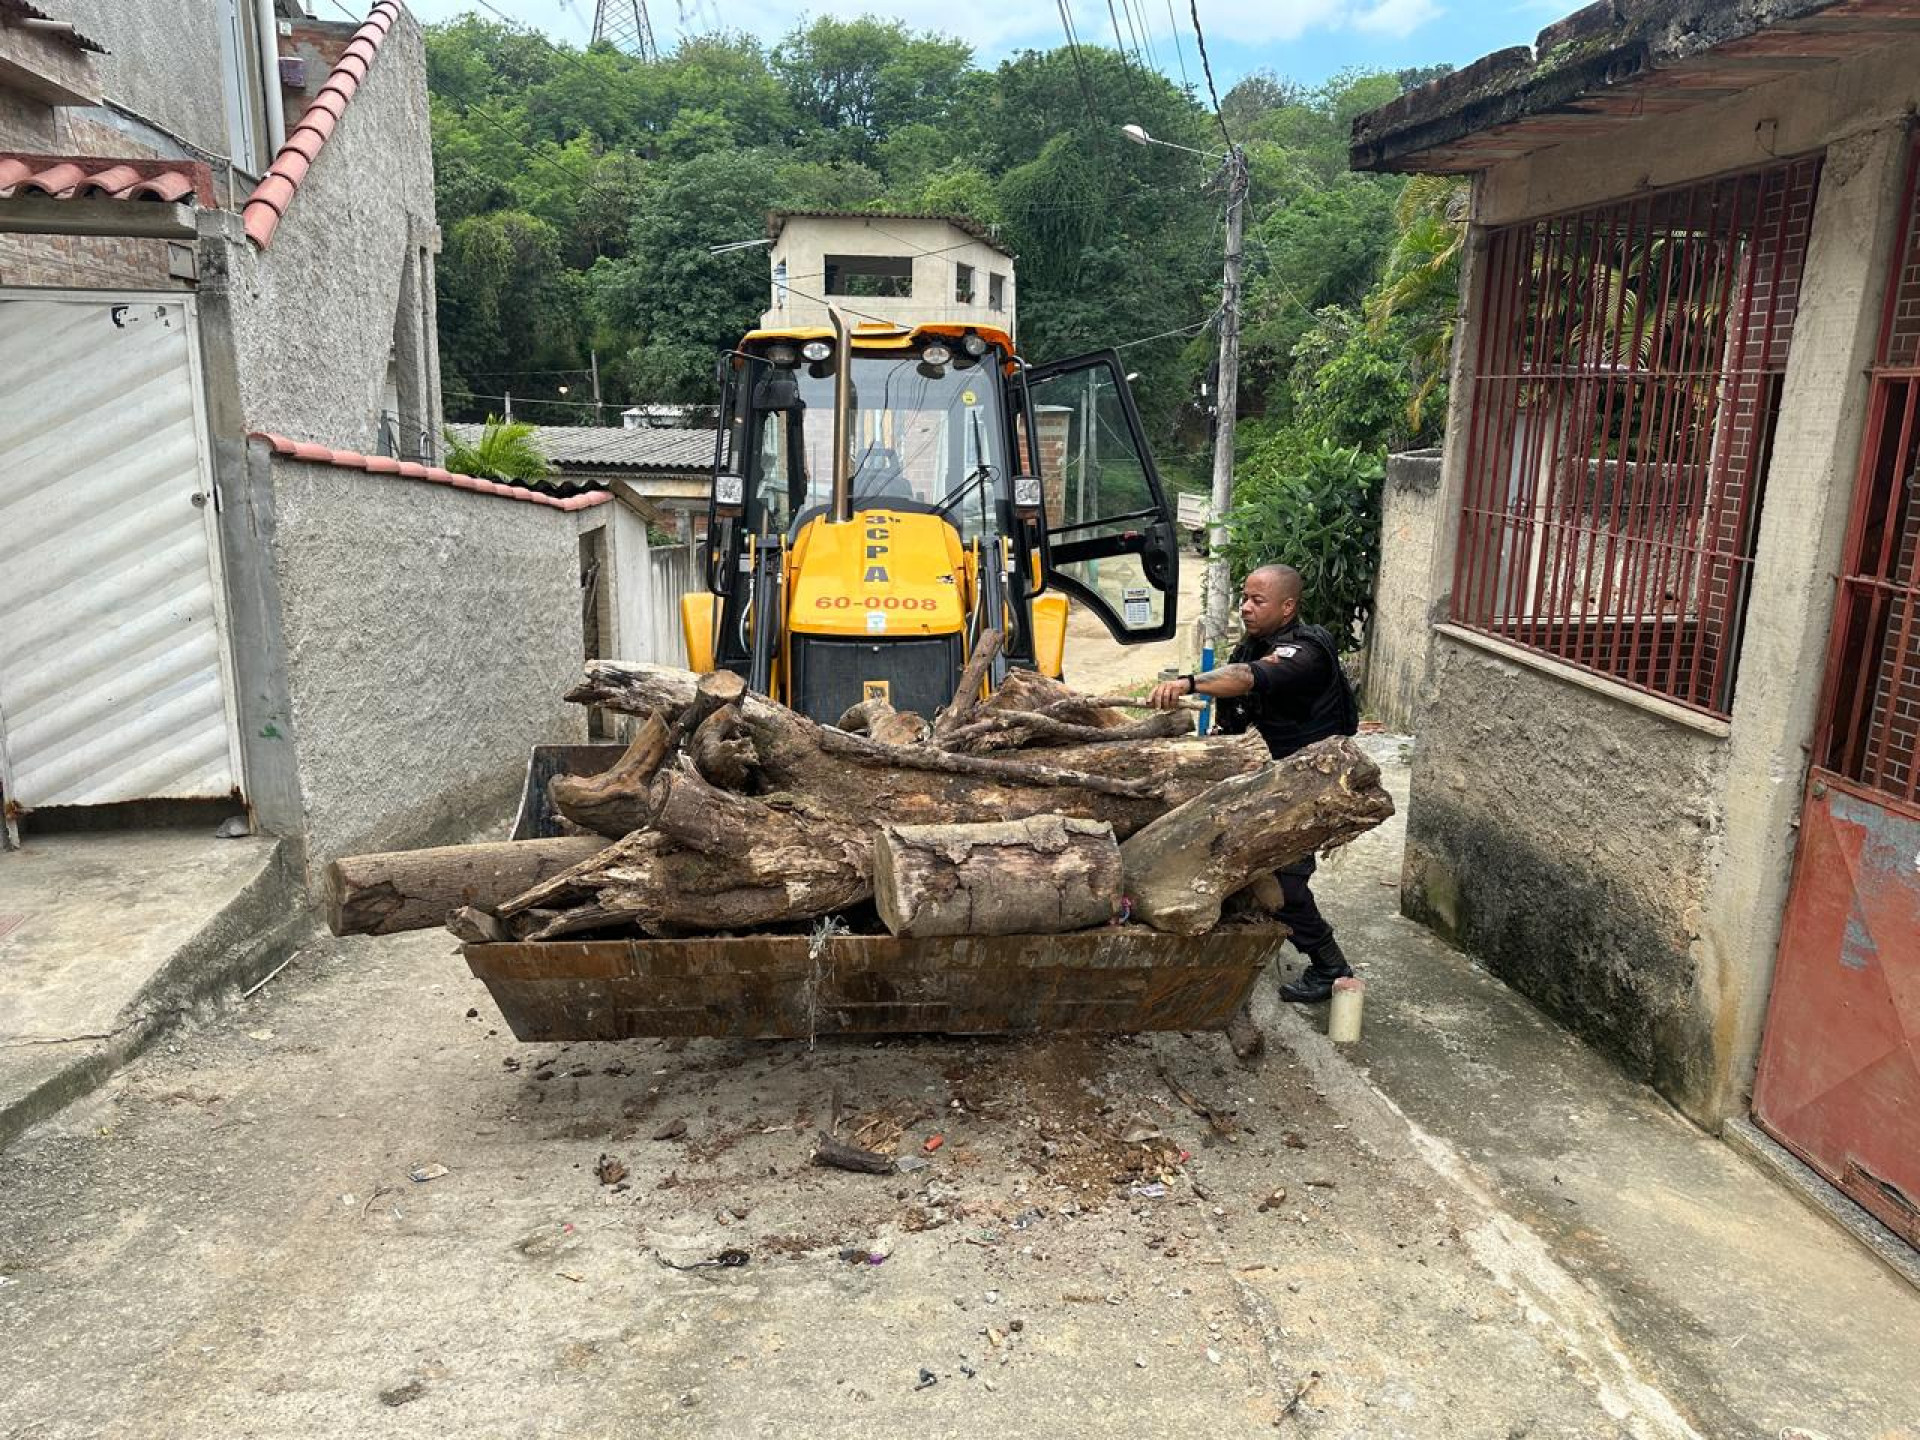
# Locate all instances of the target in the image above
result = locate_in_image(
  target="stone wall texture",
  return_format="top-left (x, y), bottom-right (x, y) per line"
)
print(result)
top-left (269, 457), bottom-right (588, 881)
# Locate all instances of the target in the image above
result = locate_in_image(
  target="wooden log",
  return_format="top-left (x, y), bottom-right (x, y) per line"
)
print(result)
top-left (689, 705), bottom-right (758, 792)
top-left (940, 707), bottom-right (1193, 753)
top-left (1119, 738), bottom-right (1396, 935)
top-left (811, 1132), bottom-right (894, 1174)
top-left (548, 712), bottom-right (671, 838)
top-left (501, 771), bottom-right (872, 934)
top-left (930, 628), bottom-right (1003, 742)
top-left (837, 695), bottom-right (930, 747)
top-left (567, 662), bottom-right (1260, 838)
top-left (873, 816), bottom-right (1122, 937)
top-left (325, 836), bottom-right (608, 937)
top-left (446, 905), bottom-right (509, 944)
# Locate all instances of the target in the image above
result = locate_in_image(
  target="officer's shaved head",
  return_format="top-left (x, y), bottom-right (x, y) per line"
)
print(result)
top-left (1239, 564), bottom-right (1303, 638)
top-left (1247, 564), bottom-right (1303, 603)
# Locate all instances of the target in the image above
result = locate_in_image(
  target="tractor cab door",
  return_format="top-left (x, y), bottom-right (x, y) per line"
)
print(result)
top-left (1020, 350), bottom-right (1179, 642)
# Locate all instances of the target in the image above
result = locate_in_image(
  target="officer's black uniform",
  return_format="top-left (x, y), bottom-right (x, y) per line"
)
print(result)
top-left (1212, 620), bottom-right (1355, 989)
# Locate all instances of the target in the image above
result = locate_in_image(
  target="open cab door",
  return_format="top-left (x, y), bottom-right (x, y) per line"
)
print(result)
top-left (1021, 350), bottom-right (1180, 643)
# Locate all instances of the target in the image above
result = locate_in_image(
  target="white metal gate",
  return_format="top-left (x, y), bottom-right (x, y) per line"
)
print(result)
top-left (0, 294), bottom-right (243, 813)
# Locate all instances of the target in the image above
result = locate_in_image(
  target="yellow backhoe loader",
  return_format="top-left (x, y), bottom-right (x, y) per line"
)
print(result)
top-left (680, 313), bottom-right (1183, 715)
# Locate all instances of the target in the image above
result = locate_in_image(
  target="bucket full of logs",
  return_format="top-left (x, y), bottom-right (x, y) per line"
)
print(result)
top-left (324, 657), bottom-right (1394, 1041)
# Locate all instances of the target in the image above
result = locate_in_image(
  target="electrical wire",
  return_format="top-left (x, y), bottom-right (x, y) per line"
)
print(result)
top-left (1187, 0), bottom-right (1234, 152)
top-left (1162, 0), bottom-right (1193, 91)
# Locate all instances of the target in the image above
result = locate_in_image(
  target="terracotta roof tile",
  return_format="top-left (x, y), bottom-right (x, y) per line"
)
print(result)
top-left (0, 152), bottom-right (214, 206)
top-left (242, 0), bottom-right (402, 250)
top-left (0, 0), bottom-right (104, 53)
top-left (252, 432), bottom-right (613, 513)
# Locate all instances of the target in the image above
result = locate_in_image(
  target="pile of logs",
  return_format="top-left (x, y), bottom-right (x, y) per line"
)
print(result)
top-left (326, 647), bottom-right (1395, 944)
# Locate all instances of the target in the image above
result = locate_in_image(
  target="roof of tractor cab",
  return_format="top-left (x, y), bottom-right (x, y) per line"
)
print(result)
top-left (740, 322), bottom-right (1018, 355)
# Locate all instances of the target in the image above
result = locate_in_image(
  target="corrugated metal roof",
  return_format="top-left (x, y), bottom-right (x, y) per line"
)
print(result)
top-left (767, 208), bottom-right (1015, 258)
top-left (0, 153), bottom-right (213, 205)
top-left (445, 423), bottom-right (717, 473)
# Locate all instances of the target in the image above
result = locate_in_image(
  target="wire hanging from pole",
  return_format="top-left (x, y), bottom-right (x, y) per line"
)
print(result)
top-left (1188, 0), bottom-right (1234, 152)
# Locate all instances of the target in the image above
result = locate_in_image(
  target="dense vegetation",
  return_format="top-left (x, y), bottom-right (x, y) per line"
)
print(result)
top-left (427, 16), bottom-right (1464, 638)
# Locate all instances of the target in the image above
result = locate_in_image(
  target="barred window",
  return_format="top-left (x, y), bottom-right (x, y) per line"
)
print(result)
top-left (1453, 157), bottom-right (1822, 717)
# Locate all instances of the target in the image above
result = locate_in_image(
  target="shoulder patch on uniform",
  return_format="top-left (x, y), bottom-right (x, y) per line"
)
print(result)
top-left (1268, 645), bottom-right (1299, 659)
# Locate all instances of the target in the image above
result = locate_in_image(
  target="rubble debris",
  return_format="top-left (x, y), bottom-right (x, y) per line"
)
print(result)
top-left (595, 1153), bottom-right (628, 1187)
top-left (407, 1163), bottom-right (449, 1184)
top-left (513, 1222), bottom-right (580, 1260)
top-left (654, 1248), bottom-right (750, 1271)
top-left (651, 1118), bottom-right (688, 1141)
top-left (811, 1132), bottom-right (894, 1175)
top-left (378, 1381), bottom-right (425, 1407)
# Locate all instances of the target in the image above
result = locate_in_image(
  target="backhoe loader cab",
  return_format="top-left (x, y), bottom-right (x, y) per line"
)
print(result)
top-left (684, 319), bottom-right (1182, 722)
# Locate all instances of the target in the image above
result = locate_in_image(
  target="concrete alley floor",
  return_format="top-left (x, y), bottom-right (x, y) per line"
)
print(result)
top-left (0, 827), bottom-right (304, 1151)
top-left (1, 743), bottom-right (1916, 1440)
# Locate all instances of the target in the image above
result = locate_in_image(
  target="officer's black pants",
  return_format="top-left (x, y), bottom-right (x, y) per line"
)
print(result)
top-left (1276, 856), bottom-right (1335, 958)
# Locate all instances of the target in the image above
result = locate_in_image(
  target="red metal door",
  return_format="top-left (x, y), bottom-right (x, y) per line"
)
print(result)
top-left (1752, 148), bottom-right (1920, 1247)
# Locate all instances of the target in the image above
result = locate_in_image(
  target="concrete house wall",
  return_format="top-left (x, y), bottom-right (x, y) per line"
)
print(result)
top-left (1365, 27), bottom-right (1920, 1124)
top-left (764, 213), bottom-right (1016, 334)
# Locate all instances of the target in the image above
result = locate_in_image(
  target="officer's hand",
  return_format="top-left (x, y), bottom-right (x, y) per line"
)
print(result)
top-left (1148, 679), bottom-right (1189, 710)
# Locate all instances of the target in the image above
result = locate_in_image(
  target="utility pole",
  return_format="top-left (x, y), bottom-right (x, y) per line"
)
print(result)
top-left (590, 349), bottom-right (603, 426)
top-left (1200, 143), bottom-right (1249, 727)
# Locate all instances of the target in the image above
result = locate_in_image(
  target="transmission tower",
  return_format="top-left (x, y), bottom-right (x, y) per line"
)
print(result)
top-left (591, 0), bottom-right (657, 59)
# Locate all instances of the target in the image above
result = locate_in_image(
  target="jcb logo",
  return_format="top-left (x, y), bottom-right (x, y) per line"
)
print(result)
top-left (863, 680), bottom-right (892, 704)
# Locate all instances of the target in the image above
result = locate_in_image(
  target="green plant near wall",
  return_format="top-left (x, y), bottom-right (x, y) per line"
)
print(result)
top-left (442, 416), bottom-right (555, 485)
top-left (1221, 432), bottom-right (1384, 653)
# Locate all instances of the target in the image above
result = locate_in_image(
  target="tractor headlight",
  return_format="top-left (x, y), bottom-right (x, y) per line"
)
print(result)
top-left (714, 470), bottom-right (745, 512)
top-left (921, 342), bottom-right (953, 366)
top-left (800, 339), bottom-right (833, 362)
top-left (960, 333), bottom-right (988, 357)
top-left (1013, 474), bottom-right (1043, 513)
top-left (765, 343), bottom-right (798, 367)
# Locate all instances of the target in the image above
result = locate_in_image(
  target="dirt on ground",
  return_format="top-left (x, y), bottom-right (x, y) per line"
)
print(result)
top-left (0, 905), bottom-right (1652, 1440)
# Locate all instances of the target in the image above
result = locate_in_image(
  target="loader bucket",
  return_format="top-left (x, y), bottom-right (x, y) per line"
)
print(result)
top-left (462, 926), bottom-right (1284, 1041)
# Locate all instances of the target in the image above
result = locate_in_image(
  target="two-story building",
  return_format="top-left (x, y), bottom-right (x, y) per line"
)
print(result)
top-left (763, 210), bottom-right (1016, 336)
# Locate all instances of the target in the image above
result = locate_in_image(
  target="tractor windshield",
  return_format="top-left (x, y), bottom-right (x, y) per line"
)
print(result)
top-left (748, 346), bottom-right (1007, 539)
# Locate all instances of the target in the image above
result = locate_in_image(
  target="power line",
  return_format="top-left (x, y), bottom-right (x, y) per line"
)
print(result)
top-left (1114, 311), bottom-right (1219, 348)
top-left (1188, 0), bottom-right (1234, 152)
top-left (1162, 0), bottom-right (1192, 91)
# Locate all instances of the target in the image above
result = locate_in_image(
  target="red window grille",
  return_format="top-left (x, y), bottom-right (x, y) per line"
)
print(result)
top-left (1816, 146), bottom-right (1920, 807)
top-left (1452, 157), bottom-right (1822, 717)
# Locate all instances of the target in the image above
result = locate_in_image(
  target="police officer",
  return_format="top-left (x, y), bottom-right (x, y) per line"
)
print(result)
top-left (1149, 565), bottom-right (1357, 1045)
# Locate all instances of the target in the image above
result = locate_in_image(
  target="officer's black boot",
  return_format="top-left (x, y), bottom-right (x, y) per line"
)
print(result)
top-left (1279, 939), bottom-right (1353, 1005)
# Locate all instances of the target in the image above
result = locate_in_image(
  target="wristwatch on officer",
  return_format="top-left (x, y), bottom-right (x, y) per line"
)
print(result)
top-left (1182, 673), bottom-right (1198, 696)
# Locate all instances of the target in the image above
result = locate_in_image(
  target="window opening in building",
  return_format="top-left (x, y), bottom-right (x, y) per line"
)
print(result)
top-left (955, 263), bottom-right (976, 305)
top-left (989, 272), bottom-right (1006, 312)
top-left (1452, 155), bottom-right (1822, 718)
top-left (824, 255), bottom-right (913, 299)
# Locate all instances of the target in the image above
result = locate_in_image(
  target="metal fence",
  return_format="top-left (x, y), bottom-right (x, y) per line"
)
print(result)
top-left (1816, 148), bottom-right (1920, 806)
top-left (1453, 156), bottom-right (1822, 717)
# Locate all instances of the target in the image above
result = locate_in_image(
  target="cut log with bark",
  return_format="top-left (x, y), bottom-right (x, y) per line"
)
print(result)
top-left (874, 816), bottom-right (1123, 937)
top-left (326, 835), bottom-right (608, 937)
top-left (1119, 737), bottom-right (1396, 935)
top-left (929, 628), bottom-right (1002, 742)
top-left (499, 773), bottom-right (872, 935)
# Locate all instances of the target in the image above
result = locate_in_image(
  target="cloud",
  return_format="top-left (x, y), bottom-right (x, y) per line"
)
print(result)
top-left (1351, 0), bottom-right (1443, 36)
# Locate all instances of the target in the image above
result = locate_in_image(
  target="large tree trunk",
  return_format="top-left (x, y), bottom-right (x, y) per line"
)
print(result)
top-left (325, 836), bottom-right (608, 937)
top-left (499, 769), bottom-right (872, 937)
top-left (873, 816), bottom-right (1123, 937)
top-left (1119, 738), bottom-right (1396, 935)
top-left (565, 661), bottom-right (1264, 838)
